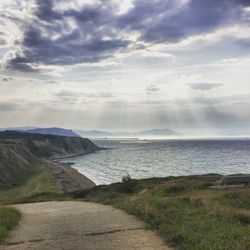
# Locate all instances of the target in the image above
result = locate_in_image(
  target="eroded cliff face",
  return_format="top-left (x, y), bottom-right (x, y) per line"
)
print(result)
top-left (0, 131), bottom-right (99, 158)
top-left (0, 131), bottom-right (100, 189)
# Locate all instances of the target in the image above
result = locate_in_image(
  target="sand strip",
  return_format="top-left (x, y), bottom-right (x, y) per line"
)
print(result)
top-left (47, 162), bottom-right (96, 193)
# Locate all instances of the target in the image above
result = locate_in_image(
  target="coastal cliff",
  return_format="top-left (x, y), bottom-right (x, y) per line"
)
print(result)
top-left (0, 131), bottom-right (99, 159)
top-left (0, 131), bottom-right (99, 190)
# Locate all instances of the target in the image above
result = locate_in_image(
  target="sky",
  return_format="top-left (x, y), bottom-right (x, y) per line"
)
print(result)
top-left (0, 0), bottom-right (250, 135)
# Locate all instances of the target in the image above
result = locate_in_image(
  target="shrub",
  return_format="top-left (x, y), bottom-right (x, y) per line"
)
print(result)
top-left (0, 207), bottom-right (21, 243)
top-left (121, 175), bottom-right (136, 193)
top-left (165, 184), bottom-right (189, 195)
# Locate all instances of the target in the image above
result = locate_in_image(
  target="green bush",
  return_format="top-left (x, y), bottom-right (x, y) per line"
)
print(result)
top-left (0, 207), bottom-right (21, 244)
top-left (121, 175), bottom-right (136, 193)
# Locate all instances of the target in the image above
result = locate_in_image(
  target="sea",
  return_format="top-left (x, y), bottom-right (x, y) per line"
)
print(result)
top-left (62, 139), bottom-right (250, 185)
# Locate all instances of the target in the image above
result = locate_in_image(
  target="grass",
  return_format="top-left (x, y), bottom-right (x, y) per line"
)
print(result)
top-left (0, 142), bottom-right (42, 190)
top-left (73, 175), bottom-right (250, 250)
top-left (0, 207), bottom-right (21, 244)
top-left (215, 189), bottom-right (250, 210)
top-left (15, 192), bottom-right (72, 204)
top-left (33, 170), bottom-right (61, 194)
top-left (0, 173), bottom-right (249, 249)
top-left (0, 169), bottom-right (61, 204)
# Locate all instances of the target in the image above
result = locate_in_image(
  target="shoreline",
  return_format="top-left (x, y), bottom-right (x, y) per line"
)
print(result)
top-left (47, 149), bottom-right (250, 193)
top-left (50, 150), bottom-right (100, 161)
top-left (48, 161), bottom-right (96, 193)
top-left (47, 150), bottom-right (99, 193)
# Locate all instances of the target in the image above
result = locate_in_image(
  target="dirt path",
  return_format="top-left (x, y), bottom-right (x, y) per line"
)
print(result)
top-left (1, 201), bottom-right (171, 250)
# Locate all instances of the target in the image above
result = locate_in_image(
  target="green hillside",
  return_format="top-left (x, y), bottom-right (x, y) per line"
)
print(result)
top-left (0, 131), bottom-right (99, 191)
top-left (75, 175), bottom-right (250, 250)
top-left (0, 141), bottom-right (42, 190)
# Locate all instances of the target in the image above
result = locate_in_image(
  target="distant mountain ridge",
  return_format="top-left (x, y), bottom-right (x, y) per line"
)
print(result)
top-left (26, 127), bottom-right (80, 137)
top-left (0, 127), bottom-right (178, 138)
top-left (75, 128), bottom-right (178, 138)
top-left (0, 126), bottom-right (36, 131)
top-left (0, 127), bottom-right (80, 137)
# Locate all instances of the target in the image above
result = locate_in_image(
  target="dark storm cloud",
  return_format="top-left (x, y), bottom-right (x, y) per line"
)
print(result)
top-left (117, 0), bottom-right (247, 43)
top-left (189, 83), bottom-right (224, 91)
top-left (238, 0), bottom-right (250, 6)
top-left (6, 0), bottom-right (128, 72)
top-left (7, 57), bottom-right (38, 72)
top-left (35, 0), bottom-right (63, 21)
top-left (5, 0), bottom-right (249, 72)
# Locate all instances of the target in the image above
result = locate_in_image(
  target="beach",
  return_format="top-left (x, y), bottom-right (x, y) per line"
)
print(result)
top-left (48, 161), bottom-right (96, 193)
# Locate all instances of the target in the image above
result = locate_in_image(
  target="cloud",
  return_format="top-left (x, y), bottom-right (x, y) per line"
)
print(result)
top-left (189, 83), bottom-right (224, 91)
top-left (45, 80), bottom-right (59, 84)
top-left (95, 92), bottom-right (115, 98)
top-left (0, 38), bottom-right (6, 46)
top-left (35, 0), bottom-right (63, 22)
top-left (0, 101), bottom-right (19, 111)
top-left (233, 38), bottom-right (250, 49)
top-left (2, 0), bottom-right (249, 72)
top-left (117, 0), bottom-right (248, 43)
top-left (55, 90), bottom-right (78, 97)
top-left (55, 90), bottom-right (115, 99)
top-left (4, 0), bottom-right (129, 72)
top-left (146, 84), bottom-right (160, 92)
top-left (6, 51), bottom-right (39, 72)
top-left (2, 77), bottom-right (13, 82)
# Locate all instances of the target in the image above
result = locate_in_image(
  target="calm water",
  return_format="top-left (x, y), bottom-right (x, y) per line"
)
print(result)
top-left (63, 139), bottom-right (250, 185)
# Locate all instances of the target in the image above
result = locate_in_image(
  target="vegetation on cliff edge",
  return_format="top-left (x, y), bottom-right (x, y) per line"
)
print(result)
top-left (74, 175), bottom-right (250, 250)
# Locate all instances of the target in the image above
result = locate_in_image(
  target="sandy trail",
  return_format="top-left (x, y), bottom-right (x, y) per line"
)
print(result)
top-left (1, 201), bottom-right (171, 250)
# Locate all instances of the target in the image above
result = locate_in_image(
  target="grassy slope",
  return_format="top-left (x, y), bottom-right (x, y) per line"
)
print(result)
top-left (74, 175), bottom-right (250, 250)
top-left (0, 207), bottom-right (21, 244)
top-left (0, 142), bottom-right (42, 190)
top-left (0, 130), bottom-right (99, 198)
top-left (0, 169), bottom-right (61, 204)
